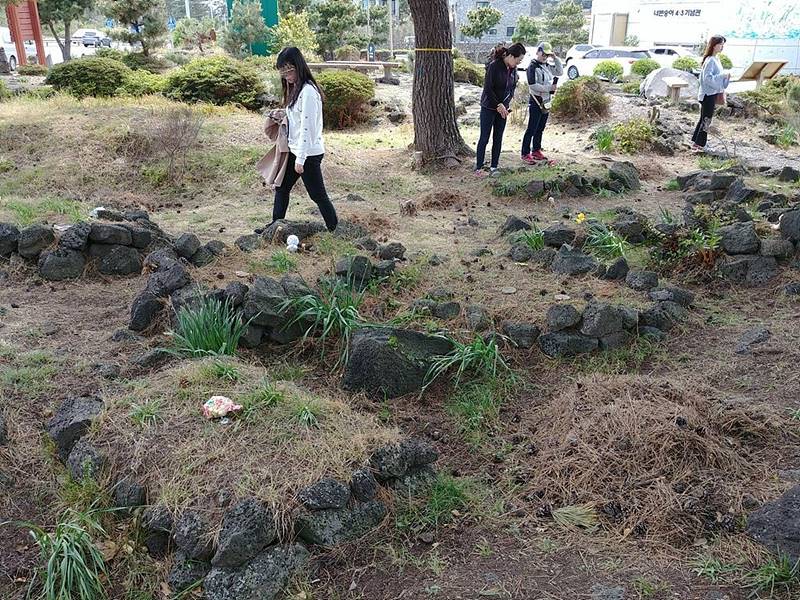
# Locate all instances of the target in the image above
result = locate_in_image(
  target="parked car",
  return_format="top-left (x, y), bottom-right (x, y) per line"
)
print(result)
top-left (649, 46), bottom-right (700, 69)
top-left (0, 27), bottom-right (37, 70)
top-left (566, 47), bottom-right (652, 80)
top-left (565, 44), bottom-right (599, 64)
top-left (82, 30), bottom-right (110, 47)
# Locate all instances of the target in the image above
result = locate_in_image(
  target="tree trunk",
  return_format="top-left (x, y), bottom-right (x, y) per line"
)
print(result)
top-left (408, 0), bottom-right (471, 166)
top-left (46, 21), bottom-right (67, 62)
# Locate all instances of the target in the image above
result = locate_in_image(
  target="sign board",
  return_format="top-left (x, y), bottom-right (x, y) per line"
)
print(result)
top-left (167, 16), bottom-right (177, 31)
top-left (367, 43), bottom-right (375, 61)
top-left (105, 18), bottom-right (114, 28)
top-left (738, 60), bottom-right (787, 87)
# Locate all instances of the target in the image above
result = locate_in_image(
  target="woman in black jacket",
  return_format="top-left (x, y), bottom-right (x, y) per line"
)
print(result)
top-left (475, 43), bottom-right (526, 177)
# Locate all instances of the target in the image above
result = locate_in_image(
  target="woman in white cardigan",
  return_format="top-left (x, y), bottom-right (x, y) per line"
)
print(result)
top-left (263, 46), bottom-right (338, 233)
top-left (691, 35), bottom-right (731, 153)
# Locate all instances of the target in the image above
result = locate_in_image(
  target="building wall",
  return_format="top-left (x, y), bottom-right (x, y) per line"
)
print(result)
top-left (451, 0), bottom-right (534, 45)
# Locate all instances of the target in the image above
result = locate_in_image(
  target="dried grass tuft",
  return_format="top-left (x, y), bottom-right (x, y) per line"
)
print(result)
top-left (527, 375), bottom-right (794, 545)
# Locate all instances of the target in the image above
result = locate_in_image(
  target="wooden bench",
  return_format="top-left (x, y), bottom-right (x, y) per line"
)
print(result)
top-left (308, 61), bottom-right (402, 81)
top-left (663, 76), bottom-right (689, 104)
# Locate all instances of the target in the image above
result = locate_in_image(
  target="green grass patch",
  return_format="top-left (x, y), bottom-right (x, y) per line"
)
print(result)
top-left (199, 359), bottom-right (242, 382)
top-left (187, 146), bottom-right (263, 186)
top-left (264, 250), bottom-right (298, 275)
top-left (239, 380), bottom-right (284, 421)
top-left (573, 338), bottom-right (661, 375)
top-left (424, 335), bottom-right (510, 391)
top-left (490, 166), bottom-right (561, 197)
top-left (584, 222), bottom-right (630, 260)
top-left (315, 233), bottom-right (357, 257)
top-left (697, 156), bottom-right (738, 171)
top-left (446, 378), bottom-right (512, 444)
top-left (690, 555), bottom-right (738, 584)
top-left (0, 197), bottom-right (86, 226)
top-left (170, 296), bottom-right (248, 357)
top-left (745, 553), bottom-right (800, 597)
top-left (512, 227), bottom-right (545, 251)
top-left (388, 262), bottom-right (424, 294)
top-left (130, 399), bottom-right (164, 428)
top-left (664, 178), bottom-right (680, 191)
top-left (396, 474), bottom-right (473, 532)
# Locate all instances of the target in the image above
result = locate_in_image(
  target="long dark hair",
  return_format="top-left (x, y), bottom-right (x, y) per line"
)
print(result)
top-left (701, 35), bottom-right (726, 64)
top-left (276, 46), bottom-right (323, 108)
top-left (489, 42), bottom-right (526, 63)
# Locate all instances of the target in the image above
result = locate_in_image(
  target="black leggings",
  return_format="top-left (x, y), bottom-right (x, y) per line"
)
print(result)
top-left (691, 93), bottom-right (718, 148)
top-left (476, 107), bottom-right (507, 170)
top-left (521, 100), bottom-right (549, 155)
top-left (273, 153), bottom-right (338, 231)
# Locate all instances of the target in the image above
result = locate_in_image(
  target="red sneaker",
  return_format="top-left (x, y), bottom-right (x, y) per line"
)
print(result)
top-left (531, 150), bottom-right (548, 161)
top-left (521, 153), bottom-right (537, 165)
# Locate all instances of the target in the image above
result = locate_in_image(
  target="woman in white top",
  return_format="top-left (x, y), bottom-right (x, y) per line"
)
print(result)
top-left (268, 47), bottom-right (338, 232)
top-left (691, 35), bottom-right (730, 153)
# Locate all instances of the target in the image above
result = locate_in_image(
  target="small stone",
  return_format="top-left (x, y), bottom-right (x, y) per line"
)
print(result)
top-left (235, 234), bottom-right (261, 252)
top-left (66, 439), bottom-right (107, 481)
top-left (546, 304), bottom-right (581, 331)
top-left (175, 233), bottom-right (201, 258)
top-left (465, 305), bottom-right (491, 331)
top-left (350, 469), bottom-right (379, 502)
top-left (735, 326), bottom-right (771, 355)
top-left (379, 242), bottom-right (406, 261)
top-left (433, 301), bottom-right (461, 320)
top-left (297, 478), bottom-right (351, 510)
top-left (625, 270), bottom-right (659, 291)
top-left (89, 224), bottom-right (132, 246)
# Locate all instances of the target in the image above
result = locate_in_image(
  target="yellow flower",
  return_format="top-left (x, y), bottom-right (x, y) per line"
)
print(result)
top-left (575, 212), bottom-right (586, 224)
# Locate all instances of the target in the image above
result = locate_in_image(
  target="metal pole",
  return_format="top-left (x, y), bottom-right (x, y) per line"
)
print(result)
top-left (388, 0), bottom-right (394, 55)
top-left (185, 0), bottom-right (191, 19)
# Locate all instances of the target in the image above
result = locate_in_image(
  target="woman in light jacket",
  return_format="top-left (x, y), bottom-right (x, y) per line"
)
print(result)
top-left (522, 41), bottom-right (562, 164)
top-left (259, 46), bottom-right (338, 233)
top-left (691, 35), bottom-right (730, 153)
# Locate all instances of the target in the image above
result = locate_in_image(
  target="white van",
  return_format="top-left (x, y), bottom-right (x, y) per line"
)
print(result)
top-left (1, 26), bottom-right (20, 70)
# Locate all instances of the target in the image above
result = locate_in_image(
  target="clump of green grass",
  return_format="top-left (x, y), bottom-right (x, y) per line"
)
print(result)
top-left (424, 335), bottom-right (510, 391)
top-left (280, 280), bottom-right (365, 369)
top-left (200, 359), bottom-right (241, 382)
top-left (512, 227), bottom-right (545, 251)
top-left (697, 156), bottom-right (738, 171)
top-left (389, 263), bottom-right (424, 294)
top-left (584, 222), bottom-right (630, 259)
top-left (745, 553), bottom-right (800, 597)
top-left (291, 401), bottom-right (321, 429)
top-left (171, 296), bottom-right (248, 357)
top-left (551, 504), bottom-right (599, 530)
top-left (489, 166), bottom-right (560, 196)
top-left (632, 576), bottom-right (667, 598)
top-left (595, 125), bottom-right (614, 153)
top-left (776, 124), bottom-right (798, 149)
top-left (1, 197), bottom-right (86, 226)
top-left (664, 179), bottom-right (680, 191)
top-left (315, 233), bottom-right (356, 257)
top-left (130, 399), bottom-right (164, 428)
top-left (239, 381), bottom-right (283, 420)
top-left (611, 118), bottom-right (654, 153)
top-left (396, 474), bottom-right (472, 532)
top-left (19, 506), bottom-right (109, 600)
top-left (266, 250), bottom-right (297, 274)
top-left (446, 378), bottom-right (513, 438)
top-left (690, 555), bottom-right (737, 583)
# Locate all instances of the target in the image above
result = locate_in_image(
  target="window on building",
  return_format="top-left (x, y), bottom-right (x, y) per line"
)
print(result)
top-left (489, 28), bottom-right (497, 35)
top-left (507, 27), bottom-right (515, 36)
top-left (476, 1), bottom-right (489, 7)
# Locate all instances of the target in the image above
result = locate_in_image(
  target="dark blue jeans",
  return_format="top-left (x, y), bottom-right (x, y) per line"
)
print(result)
top-left (476, 107), bottom-right (507, 170)
top-left (521, 101), bottom-right (549, 156)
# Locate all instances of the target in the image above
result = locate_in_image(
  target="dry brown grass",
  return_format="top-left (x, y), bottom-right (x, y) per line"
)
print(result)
top-left (525, 375), bottom-right (794, 545)
top-left (89, 357), bottom-right (399, 527)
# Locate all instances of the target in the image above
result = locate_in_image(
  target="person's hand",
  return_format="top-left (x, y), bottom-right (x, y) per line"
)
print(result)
top-left (497, 104), bottom-right (509, 118)
top-left (295, 162), bottom-right (304, 175)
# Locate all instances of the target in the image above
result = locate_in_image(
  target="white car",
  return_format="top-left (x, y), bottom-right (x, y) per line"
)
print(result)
top-left (0, 26), bottom-right (34, 71)
top-left (649, 46), bottom-right (700, 69)
top-left (565, 43), bottom-right (599, 64)
top-left (566, 47), bottom-right (652, 80)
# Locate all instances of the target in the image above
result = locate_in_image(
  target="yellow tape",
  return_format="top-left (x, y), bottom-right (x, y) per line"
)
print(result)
top-left (414, 48), bottom-right (454, 52)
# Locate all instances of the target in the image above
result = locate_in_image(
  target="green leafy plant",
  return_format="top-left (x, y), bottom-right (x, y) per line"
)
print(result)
top-left (447, 377), bottom-right (511, 437)
top-left (292, 402), bottom-right (320, 428)
top-left (222, 0), bottom-right (272, 57)
top-left (240, 381), bottom-right (284, 420)
top-left (453, 57), bottom-right (483, 86)
top-left (0, 79), bottom-right (11, 101)
top-left (130, 399), bottom-right (163, 428)
top-left (121, 53), bottom-right (169, 73)
top-left (745, 553), bottom-right (800, 597)
top-left (592, 60), bottom-right (624, 82)
top-left (672, 56), bottom-right (700, 72)
top-left (171, 296), bottom-right (249, 357)
top-left (595, 125), bottom-right (614, 152)
top-left (203, 359), bottom-right (242, 382)
top-left (116, 69), bottom-right (167, 96)
top-left (680, 227), bottom-right (721, 266)
top-left (280, 279), bottom-right (365, 368)
top-left (690, 555), bottom-right (737, 583)
top-left (396, 474), bottom-right (472, 531)
top-left (334, 44), bottom-right (360, 61)
top-left (19, 506), bottom-right (109, 600)
top-left (551, 76), bottom-right (610, 119)
top-left (631, 58), bottom-right (659, 77)
top-left (164, 56), bottom-right (266, 110)
top-left (460, 6), bottom-right (501, 44)
top-left (664, 179), bottom-right (680, 191)
top-left (18, 63), bottom-right (48, 76)
top-left (94, 47), bottom-right (125, 62)
top-left (776, 123), bottom-right (798, 149)
top-left (267, 250), bottom-right (297, 274)
top-left (45, 57), bottom-right (132, 98)
top-left (512, 227), bottom-right (545, 251)
top-left (718, 53), bottom-right (733, 69)
top-left (316, 69), bottom-right (375, 128)
top-left (612, 117), bottom-right (654, 153)
top-left (621, 81), bottom-right (641, 95)
top-left (584, 222), bottom-right (630, 259)
top-left (511, 15), bottom-right (540, 44)
top-left (424, 335), bottom-right (509, 390)
top-left (273, 12), bottom-right (318, 58)
top-left (697, 156), bottom-right (738, 171)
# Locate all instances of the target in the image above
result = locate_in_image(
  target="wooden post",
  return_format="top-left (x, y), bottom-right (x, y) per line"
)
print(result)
top-left (6, 0), bottom-right (46, 66)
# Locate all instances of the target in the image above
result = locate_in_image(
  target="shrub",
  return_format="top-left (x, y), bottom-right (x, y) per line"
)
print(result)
top-left (164, 55), bottom-right (265, 110)
top-left (17, 63), bottom-right (48, 76)
top-left (612, 117), bottom-right (654, 153)
top-left (595, 125), bottom-right (614, 152)
top-left (171, 296), bottom-right (248, 356)
top-left (424, 335), bottom-right (510, 390)
top-left (672, 56), bottom-right (699, 73)
top-left (631, 58), bottom-right (659, 77)
top-left (272, 11), bottom-right (318, 58)
top-left (94, 47), bottom-right (125, 62)
top-left (739, 75), bottom-right (798, 114)
top-left (788, 83), bottom-right (800, 112)
top-left (163, 50), bottom-right (193, 66)
top-left (121, 52), bottom-right (168, 73)
top-left (718, 53), bottom-right (733, 69)
top-left (551, 76), bottom-right (609, 119)
top-left (453, 57), bottom-right (483, 86)
top-left (592, 59), bottom-right (623, 82)
top-left (46, 57), bottom-right (132, 98)
top-left (621, 81), bottom-right (641, 95)
top-left (335, 44), bottom-right (359, 61)
top-left (584, 222), bottom-right (630, 259)
top-left (316, 69), bottom-right (375, 128)
top-left (117, 70), bottom-right (167, 96)
top-left (0, 79), bottom-right (10, 101)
